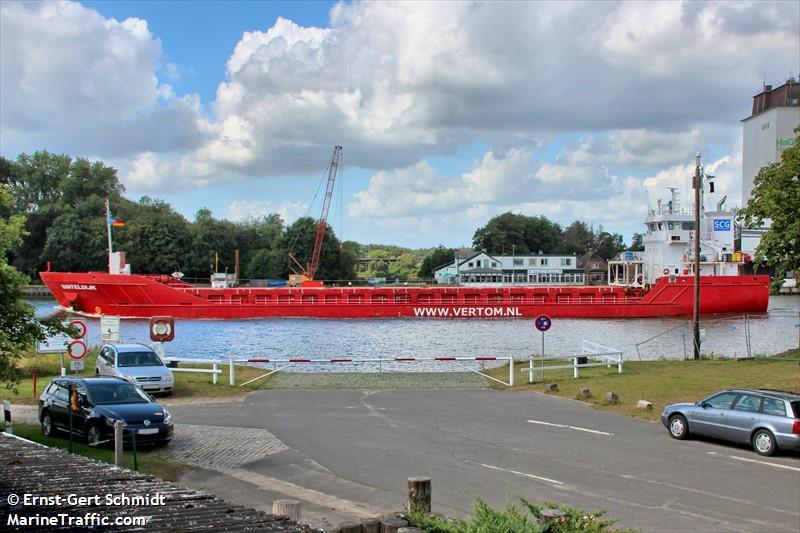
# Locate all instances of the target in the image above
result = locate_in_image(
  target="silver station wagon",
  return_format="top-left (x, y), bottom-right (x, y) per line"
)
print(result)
top-left (661, 389), bottom-right (800, 456)
top-left (96, 343), bottom-right (175, 396)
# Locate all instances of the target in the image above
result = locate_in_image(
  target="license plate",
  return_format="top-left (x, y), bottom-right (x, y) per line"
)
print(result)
top-left (138, 428), bottom-right (158, 435)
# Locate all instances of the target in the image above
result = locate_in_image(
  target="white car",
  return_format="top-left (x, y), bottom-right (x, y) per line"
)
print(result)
top-left (96, 343), bottom-right (175, 396)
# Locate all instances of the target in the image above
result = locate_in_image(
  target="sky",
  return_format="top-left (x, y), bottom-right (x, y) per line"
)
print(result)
top-left (1, 0), bottom-right (798, 249)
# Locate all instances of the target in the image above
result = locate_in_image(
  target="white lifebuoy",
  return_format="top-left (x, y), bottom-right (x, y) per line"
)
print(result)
top-left (662, 268), bottom-right (669, 275)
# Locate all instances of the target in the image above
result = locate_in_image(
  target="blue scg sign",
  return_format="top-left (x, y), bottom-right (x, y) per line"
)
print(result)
top-left (713, 219), bottom-right (731, 232)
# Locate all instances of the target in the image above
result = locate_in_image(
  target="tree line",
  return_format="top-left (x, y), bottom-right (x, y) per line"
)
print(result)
top-left (1, 151), bottom-right (357, 282)
top-left (1, 150), bottom-right (646, 283)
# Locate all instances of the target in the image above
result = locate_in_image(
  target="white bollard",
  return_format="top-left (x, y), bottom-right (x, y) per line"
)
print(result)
top-left (114, 420), bottom-right (124, 466)
top-left (229, 358), bottom-right (235, 386)
top-left (212, 362), bottom-right (218, 385)
top-left (617, 355), bottom-right (623, 374)
top-left (508, 357), bottom-right (514, 387)
top-left (573, 357), bottom-right (579, 379)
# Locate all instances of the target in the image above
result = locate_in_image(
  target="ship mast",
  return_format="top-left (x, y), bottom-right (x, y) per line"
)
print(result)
top-left (692, 153), bottom-right (702, 360)
top-left (105, 198), bottom-right (114, 274)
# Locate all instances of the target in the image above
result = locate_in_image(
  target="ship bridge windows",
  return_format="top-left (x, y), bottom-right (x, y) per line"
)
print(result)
top-left (682, 222), bottom-right (695, 230)
top-left (648, 223), bottom-right (656, 232)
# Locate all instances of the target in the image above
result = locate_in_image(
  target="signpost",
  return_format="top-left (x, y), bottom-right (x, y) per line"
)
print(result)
top-left (101, 315), bottom-right (121, 343)
top-left (37, 320), bottom-right (87, 376)
top-left (529, 314), bottom-right (552, 383)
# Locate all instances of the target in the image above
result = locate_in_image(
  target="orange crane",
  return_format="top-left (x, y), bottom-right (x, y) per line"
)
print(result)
top-left (288, 145), bottom-right (342, 286)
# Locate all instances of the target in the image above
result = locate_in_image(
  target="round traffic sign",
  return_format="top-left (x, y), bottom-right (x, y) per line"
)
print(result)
top-left (534, 314), bottom-right (552, 332)
top-left (68, 320), bottom-right (87, 339)
top-left (68, 340), bottom-right (87, 360)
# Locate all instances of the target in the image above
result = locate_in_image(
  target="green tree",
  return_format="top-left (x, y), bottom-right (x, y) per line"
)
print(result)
top-left (418, 246), bottom-right (457, 279)
top-left (739, 132), bottom-right (800, 280)
top-left (628, 233), bottom-right (645, 252)
top-left (473, 212), bottom-right (562, 255)
top-left (41, 209), bottom-right (107, 272)
top-left (125, 198), bottom-right (193, 274)
top-left (560, 221), bottom-right (594, 255)
top-left (283, 217), bottom-right (355, 281)
top-left (0, 186), bottom-right (63, 387)
top-left (594, 231), bottom-right (625, 260)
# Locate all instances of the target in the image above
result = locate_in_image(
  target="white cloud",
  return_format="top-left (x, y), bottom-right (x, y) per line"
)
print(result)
top-left (224, 199), bottom-right (308, 224)
top-left (0, 1), bottom-right (210, 158)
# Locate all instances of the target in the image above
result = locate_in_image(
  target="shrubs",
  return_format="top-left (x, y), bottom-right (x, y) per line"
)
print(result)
top-left (406, 497), bottom-right (636, 533)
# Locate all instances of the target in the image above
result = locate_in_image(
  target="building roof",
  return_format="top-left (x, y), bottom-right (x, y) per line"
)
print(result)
top-left (0, 433), bottom-right (319, 532)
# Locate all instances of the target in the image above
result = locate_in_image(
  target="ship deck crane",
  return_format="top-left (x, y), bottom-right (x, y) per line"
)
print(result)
top-left (288, 145), bottom-right (342, 286)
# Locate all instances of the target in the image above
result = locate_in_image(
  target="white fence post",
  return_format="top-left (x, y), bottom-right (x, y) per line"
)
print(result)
top-left (229, 358), bottom-right (235, 386)
top-left (509, 356), bottom-right (514, 387)
top-left (212, 362), bottom-right (218, 385)
top-left (573, 356), bottom-right (579, 378)
top-left (617, 355), bottom-right (623, 374)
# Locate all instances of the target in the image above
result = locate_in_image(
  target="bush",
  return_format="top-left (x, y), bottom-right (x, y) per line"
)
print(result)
top-left (406, 497), bottom-right (637, 533)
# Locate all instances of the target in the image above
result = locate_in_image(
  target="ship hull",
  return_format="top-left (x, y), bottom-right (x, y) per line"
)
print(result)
top-left (39, 272), bottom-right (770, 319)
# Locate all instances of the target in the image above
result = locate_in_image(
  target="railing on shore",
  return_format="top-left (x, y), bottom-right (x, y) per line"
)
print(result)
top-left (163, 355), bottom-right (516, 388)
top-left (523, 340), bottom-right (623, 383)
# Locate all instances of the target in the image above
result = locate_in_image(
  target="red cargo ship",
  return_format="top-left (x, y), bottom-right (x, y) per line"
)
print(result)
top-left (40, 270), bottom-right (768, 319)
top-left (40, 186), bottom-right (770, 319)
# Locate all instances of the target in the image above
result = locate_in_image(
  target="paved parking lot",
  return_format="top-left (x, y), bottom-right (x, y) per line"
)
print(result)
top-left (168, 388), bottom-right (800, 533)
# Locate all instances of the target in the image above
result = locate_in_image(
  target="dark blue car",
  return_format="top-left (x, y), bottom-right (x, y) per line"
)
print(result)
top-left (38, 376), bottom-right (173, 447)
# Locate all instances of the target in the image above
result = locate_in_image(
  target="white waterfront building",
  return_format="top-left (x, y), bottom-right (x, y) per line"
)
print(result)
top-left (433, 251), bottom-right (584, 286)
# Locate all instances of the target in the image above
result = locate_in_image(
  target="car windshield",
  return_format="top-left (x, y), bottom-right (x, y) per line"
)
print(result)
top-left (87, 382), bottom-right (151, 405)
top-left (117, 351), bottom-right (163, 367)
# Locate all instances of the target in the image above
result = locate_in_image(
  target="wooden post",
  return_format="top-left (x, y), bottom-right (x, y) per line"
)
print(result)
top-left (32, 370), bottom-right (37, 399)
top-left (336, 522), bottom-right (361, 533)
top-left (272, 499), bottom-right (301, 521)
top-left (407, 477), bottom-right (431, 513)
top-left (114, 420), bottom-right (123, 466)
top-left (379, 515), bottom-right (409, 533)
top-left (360, 518), bottom-right (380, 533)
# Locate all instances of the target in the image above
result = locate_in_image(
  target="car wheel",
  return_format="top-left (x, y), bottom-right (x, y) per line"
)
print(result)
top-left (668, 414), bottom-right (689, 440)
top-left (752, 429), bottom-right (777, 456)
top-left (41, 412), bottom-right (55, 437)
top-left (87, 425), bottom-right (103, 447)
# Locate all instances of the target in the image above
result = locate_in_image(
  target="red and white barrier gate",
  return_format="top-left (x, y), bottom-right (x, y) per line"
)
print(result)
top-left (164, 356), bottom-right (516, 388)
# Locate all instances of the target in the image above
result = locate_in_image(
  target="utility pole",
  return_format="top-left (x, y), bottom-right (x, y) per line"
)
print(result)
top-left (692, 153), bottom-right (702, 360)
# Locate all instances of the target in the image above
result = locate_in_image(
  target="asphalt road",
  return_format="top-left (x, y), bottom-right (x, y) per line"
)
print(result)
top-left (168, 389), bottom-right (800, 532)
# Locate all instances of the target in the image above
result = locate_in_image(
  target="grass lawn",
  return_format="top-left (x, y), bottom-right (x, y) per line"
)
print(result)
top-left (7, 423), bottom-right (188, 481)
top-left (1, 351), bottom-right (273, 405)
top-left (486, 350), bottom-right (800, 421)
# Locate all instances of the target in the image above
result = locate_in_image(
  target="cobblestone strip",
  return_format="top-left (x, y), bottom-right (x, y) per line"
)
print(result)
top-left (163, 424), bottom-right (288, 469)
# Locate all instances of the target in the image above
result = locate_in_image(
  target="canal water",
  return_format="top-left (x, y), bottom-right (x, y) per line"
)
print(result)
top-left (29, 296), bottom-right (799, 371)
